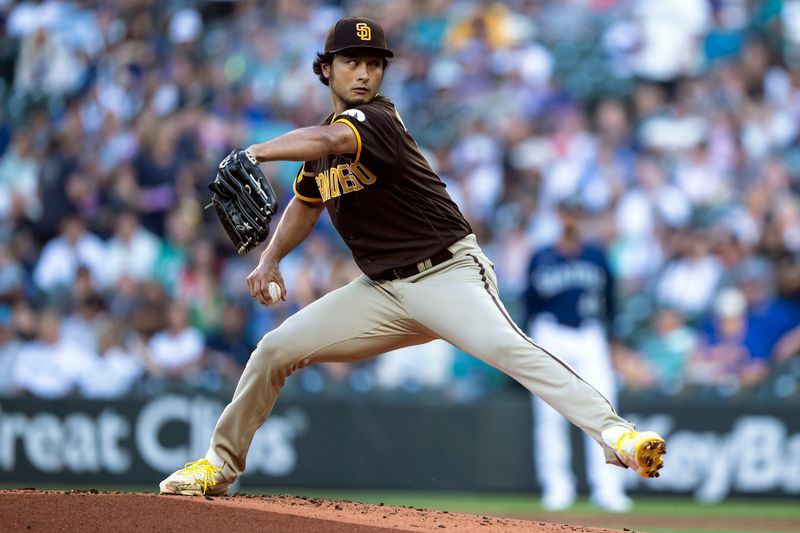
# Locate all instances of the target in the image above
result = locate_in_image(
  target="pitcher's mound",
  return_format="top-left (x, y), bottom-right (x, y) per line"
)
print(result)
top-left (0, 489), bottom-right (622, 532)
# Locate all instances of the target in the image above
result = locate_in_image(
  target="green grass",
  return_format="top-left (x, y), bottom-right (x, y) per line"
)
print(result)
top-left (3, 484), bottom-right (798, 532)
top-left (260, 488), bottom-right (800, 519)
top-left (640, 529), bottom-right (800, 533)
top-left (254, 488), bottom-right (800, 533)
top-left (618, 496), bottom-right (800, 520)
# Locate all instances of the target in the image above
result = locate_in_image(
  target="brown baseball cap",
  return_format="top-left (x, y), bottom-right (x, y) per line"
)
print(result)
top-left (324, 17), bottom-right (394, 57)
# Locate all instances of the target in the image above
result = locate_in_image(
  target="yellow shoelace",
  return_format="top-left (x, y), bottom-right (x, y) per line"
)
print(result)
top-left (616, 431), bottom-right (637, 454)
top-left (177, 459), bottom-right (221, 494)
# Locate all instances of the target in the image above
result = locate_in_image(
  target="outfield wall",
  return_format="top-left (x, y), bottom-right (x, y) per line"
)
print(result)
top-left (1, 394), bottom-right (797, 501)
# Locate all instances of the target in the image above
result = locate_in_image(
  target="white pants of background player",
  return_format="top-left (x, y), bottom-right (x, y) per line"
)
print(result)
top-left (529, 316), bottom-right (629, 511)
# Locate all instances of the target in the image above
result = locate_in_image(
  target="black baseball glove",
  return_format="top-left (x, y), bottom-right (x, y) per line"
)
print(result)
top-left (208, 148), bottom-right (278, 254)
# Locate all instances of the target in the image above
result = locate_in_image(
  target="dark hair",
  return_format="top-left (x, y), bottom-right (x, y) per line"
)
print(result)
top-left (313, 51), bottom-right (335, 86)
top-left (312, 51), bottom-right (389, 86)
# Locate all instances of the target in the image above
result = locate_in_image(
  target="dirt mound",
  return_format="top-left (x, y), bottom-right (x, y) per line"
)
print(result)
top-left (0, 489), bottom-right (622, 532)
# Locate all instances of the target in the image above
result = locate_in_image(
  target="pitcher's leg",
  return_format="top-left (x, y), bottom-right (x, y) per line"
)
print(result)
top-left (212, 276), bottom-right (430, 478)
top-left (403, 252), bottom-right (632, 461)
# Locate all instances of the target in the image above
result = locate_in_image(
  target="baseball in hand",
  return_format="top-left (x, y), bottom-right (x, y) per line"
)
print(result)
top-left (267, 281), bottom-right (282, 305)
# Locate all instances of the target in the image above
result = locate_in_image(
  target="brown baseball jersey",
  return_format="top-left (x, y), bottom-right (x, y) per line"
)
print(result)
top-left (293, 95), bottom-right (471, 279)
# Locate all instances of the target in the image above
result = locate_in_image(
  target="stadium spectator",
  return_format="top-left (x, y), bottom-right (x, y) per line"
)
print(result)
top-left (61, 292), bottom-right (110, 353)
top-left (688, 287), bottom-right (769, 390)
top-left (153, 208), bottom-right (195, 292)
top-left (733, 257), bottom-right (800, 360)
top-left (0, 305), bottom-right (21, 396)
top-left (632, 306), bottom-right (697, 394)
top-left (206, 300), bottom-right (254, 379)
top-left (374, 340), bottom-right (455, 393)
top-left (654, 229), bottom-right (723, 319)
top-left (76, 323), bottom-right (145, 399)
top-left (104, 208), bottom-right (161, 288)
top-left (629, 0), bottom-right (710, 82)
top-left (0, 129), bottom-right (40, 222)
top-left (14, 27), bottom-right (84, 98)
top-left (133, 126), bottom-right (181, 235)
top-left (32, 213), bottom-right (106, 297)
top-left (142, 300), bottom-right (204, 380)
top-left (177, 238), bottom-right (224, 331)
top-left (0, 242), bottom-right (25, 302)
top-left (12, 308), bottom-right (95, 398)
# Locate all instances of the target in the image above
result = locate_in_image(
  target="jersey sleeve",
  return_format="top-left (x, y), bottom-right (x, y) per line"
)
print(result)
top-left (333, 101), bottom-right (398, 166)
top-left (292, 162), bottom-right (322, 203)
top-left (523, 252), bottom-right (543, 329)
top-left (599, 249), bottom-right (617, 339)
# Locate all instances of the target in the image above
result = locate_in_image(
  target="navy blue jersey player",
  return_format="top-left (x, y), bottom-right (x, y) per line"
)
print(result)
top-left (524, 241), bottom-right (615, 334)
top-left (524, 200), bottom-right (631, 512)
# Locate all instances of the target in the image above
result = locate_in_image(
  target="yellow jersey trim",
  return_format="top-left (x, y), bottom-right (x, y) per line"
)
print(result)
top-left (293, 180), bottom-right (323, 203)
top-left (293, 165), bottom-right (323, 203)
top-left (334, 117), bottom-right (362, 163)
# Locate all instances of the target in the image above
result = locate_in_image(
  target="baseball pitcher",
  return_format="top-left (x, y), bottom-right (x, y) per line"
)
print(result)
top-left (160, 17), bottom-right (666, 496)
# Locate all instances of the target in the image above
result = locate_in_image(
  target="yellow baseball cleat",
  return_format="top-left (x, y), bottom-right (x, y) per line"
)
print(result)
top-left (605, 430), bottom-right (666, 478)
top-left (159, 454), bottom-right (232, 496)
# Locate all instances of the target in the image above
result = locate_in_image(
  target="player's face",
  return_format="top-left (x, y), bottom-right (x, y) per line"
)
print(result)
top-left (558, 207), bottom-right (583, 235)
top-left (327, 50), bottom-right (385, 108)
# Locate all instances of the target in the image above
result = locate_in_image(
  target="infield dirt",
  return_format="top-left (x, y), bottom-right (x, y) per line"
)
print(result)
top-left (0, 489), bottom-right (621, 532)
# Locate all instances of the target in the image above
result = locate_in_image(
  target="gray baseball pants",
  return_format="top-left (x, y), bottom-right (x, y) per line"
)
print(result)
top-left (211, 234), bottom-right (632, 478)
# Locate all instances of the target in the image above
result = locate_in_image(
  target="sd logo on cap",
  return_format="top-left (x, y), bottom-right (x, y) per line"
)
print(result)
top-left (356, 22), bottom-right (371, 41)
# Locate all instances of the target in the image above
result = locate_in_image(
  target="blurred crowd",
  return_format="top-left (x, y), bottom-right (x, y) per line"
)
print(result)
top-left (0, 0), bottom-right (799, 401)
